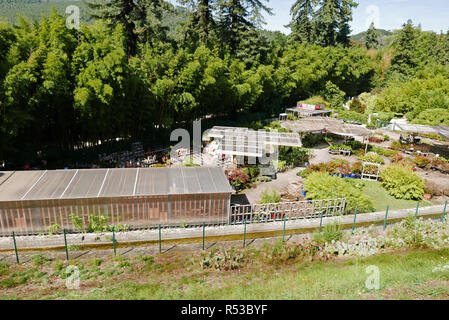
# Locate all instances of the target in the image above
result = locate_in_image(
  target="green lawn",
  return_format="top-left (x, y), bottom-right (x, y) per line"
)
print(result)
top-left (1, 247), bottom-right (449, 300)
top-left (361, 180), bottom-right (432, 212)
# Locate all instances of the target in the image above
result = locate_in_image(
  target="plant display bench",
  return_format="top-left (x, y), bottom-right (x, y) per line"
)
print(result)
top-left (361, 162), bottom-right (382, 181)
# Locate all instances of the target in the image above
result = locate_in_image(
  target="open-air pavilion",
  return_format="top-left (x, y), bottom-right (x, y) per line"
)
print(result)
top-left (390, 122), bottom-right (449, 141)
top-left (281, 118), bottom-right (372, 138)
top-left (204, 126), bottom-right (303, 158)
top-left (286, 107), bottom-right (332, 118)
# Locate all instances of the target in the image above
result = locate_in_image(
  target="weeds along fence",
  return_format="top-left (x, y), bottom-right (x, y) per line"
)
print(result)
top-left (230, 198), bottom-right (346, 224)
top-left (2, 201), bottom-right (448, 265)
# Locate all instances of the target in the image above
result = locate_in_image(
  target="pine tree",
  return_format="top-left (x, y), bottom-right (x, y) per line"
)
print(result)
top-left (365, 22), bottom-right (379, 49)
top-left (288, 0), bottom-right (318, 44)
top-left (388, 21), bottom-right (419, 80)
top-left (179, 0), bottom-right (217, 46)
top-left (84, 0), bottom-right (167, 56)
top-left (336, 0), bottom-right (357, 46)
top-left (314, 0), bottom-right (357, 47)
top-left (216, 0), bottom-right (272, 55)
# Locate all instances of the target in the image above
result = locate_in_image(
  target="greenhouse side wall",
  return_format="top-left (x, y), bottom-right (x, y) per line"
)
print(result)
top-left (0, 193), bottom-right (231, 236)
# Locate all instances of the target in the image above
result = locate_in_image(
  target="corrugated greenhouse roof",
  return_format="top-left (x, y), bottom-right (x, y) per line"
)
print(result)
top-left (0, 167), bottom-right (233, 202)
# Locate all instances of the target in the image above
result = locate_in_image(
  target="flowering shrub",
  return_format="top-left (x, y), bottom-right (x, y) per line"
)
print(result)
top-left (430, 157), bottom-right (449, 173)
top-left (413, 156), bottom-right (431, 168)
top-left (392, 154), bottom-right (404, 163)
top-left (351, 162), bottom-right (363, 175)
top-left (226, 168), bottom-right (250, 191)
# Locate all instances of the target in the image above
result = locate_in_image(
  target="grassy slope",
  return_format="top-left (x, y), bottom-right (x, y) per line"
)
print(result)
top-left (1, 247), bottom-right (449, 300)
top-left (362, 180), bottom-right (432, 212)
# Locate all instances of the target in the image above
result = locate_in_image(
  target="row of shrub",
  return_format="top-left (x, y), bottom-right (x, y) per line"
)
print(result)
top-left (297, 159), bottom-right (364, 179)
top-left (390, 141), bottom-right (432, 153)
top-left (329, 144), bottom-right (352, 152)
top-left (300, 160), bottom-right (426, 201)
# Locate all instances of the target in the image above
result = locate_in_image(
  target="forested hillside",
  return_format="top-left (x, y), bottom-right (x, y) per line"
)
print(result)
top-left (351, 28), bottom-right (393, 47)
top-left (0, 0), bottom-right (448, 168)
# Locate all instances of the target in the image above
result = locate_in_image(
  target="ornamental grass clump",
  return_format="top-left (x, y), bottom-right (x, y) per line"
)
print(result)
top-left (380, 163), bottom-right (425, 200)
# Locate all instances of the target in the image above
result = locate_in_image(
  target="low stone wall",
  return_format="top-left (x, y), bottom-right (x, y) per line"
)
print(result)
top-left (0, 204), bottom-right (446, 252)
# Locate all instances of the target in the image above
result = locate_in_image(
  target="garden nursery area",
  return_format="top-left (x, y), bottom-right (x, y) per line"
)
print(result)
top-left (2, 0), bottom-right (449, 303)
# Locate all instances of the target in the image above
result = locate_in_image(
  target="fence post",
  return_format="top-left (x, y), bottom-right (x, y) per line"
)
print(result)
top-left (441, 200), bottom-right (448, 222)
top-left (384, 205), bottom-right (389, 230)
top-left (158, 224), bottom-right (162, 254)
top-left (243, 219), bottom-right (247, 248)
top-left (112, 226), bottom-right (116, 256)
top-left (319, 211), bottom-right (324, 233)
top-left (282, 216), bottom-right (286, 242)
top-left (352, 207), bottom-right (358, 235)
top-left (415, 201), bottom-right (420, 219)
top-left (12, 232), bottom-right (19, 264)
top-left (63, 229), bottom-right (69, 260)
top-left (202, 222), bottom-right (205, 250)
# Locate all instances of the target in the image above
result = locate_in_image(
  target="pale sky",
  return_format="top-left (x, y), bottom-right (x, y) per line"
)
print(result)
top-left (166, 0), bottom-right (449, 35)
top-left (264, 0), bottom-right (449, 35)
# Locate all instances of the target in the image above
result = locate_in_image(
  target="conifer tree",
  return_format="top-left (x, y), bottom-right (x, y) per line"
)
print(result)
top-left (314, 0), bottom-right (357, 47)
top-left (179, 0), bottom-right (216, 46)
top-left (216, 0), bottom-right (272, 55)
top-left (388, 21), bottom-right (419, 79)
top-left (365, 22), bottom-right (379, 49)
top-left (84, 0), bottom-right (168, 56)
top-left (288, 0), bottom-right (318, 44)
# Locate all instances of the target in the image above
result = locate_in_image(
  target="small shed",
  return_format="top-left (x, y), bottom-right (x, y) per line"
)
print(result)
top-left (0, 167), bottom-right (233, 235)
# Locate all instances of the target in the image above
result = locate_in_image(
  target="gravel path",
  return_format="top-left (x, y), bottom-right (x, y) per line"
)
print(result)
top-left (241, 169), bottom-right (303, 204)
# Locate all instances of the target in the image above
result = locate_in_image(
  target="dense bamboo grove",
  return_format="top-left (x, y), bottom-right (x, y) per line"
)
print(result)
top-left (0, 0), bottom-right (448, 167)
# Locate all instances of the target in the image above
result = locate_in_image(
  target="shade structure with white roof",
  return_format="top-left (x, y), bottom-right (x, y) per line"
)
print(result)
top-left (0, 167), bottom-right (233, 235)
top-left (204, 126), bottom-right (302, 158)
top-left (389, 122), bottom-right (449, 141)
top-left (281, 118), bottom-right (372, 138)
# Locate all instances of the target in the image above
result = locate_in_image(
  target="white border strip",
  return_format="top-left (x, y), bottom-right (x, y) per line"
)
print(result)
top-left (97, 168), bottom-right (110, 197)
top-left (21, 170), bottom-right (47, 200)
top-left (60, 169), bottom-right (79, 199)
